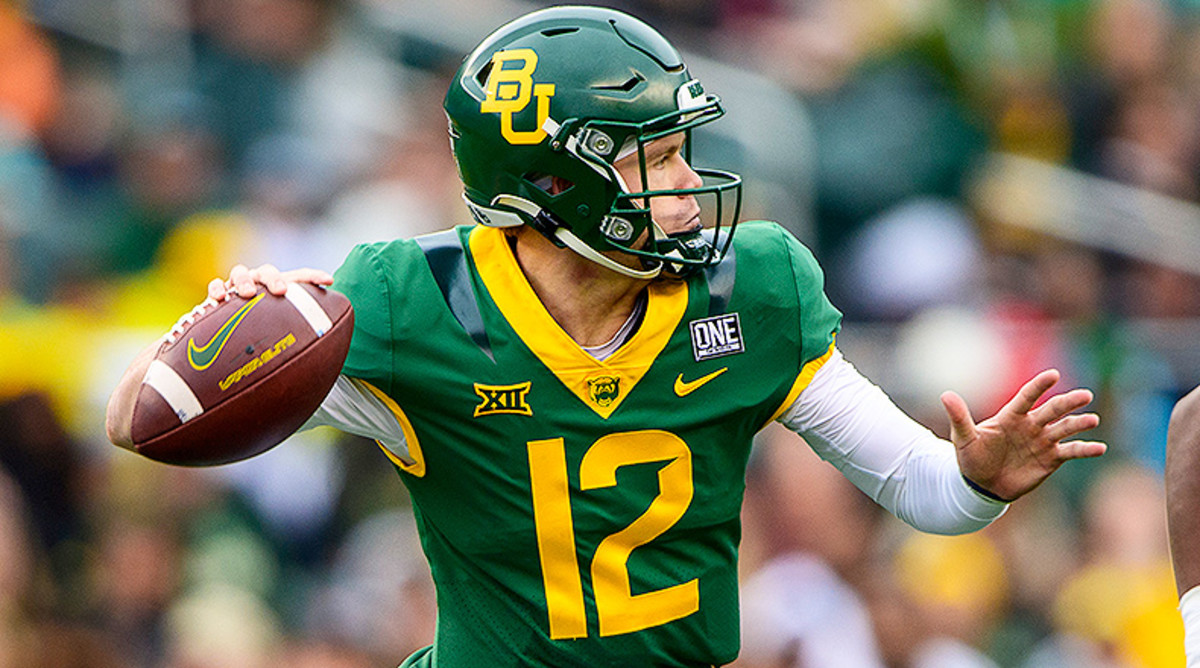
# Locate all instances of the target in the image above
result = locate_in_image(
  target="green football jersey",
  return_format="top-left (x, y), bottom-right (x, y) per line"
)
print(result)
top-left (331, 221), bottom-right (842, 667)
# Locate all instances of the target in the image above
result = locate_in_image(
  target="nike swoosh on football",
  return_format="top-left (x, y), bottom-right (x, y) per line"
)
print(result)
top-left (187, 293), bottom-right (265, 371)
top-left (674, 367), bottom-right (728, 397)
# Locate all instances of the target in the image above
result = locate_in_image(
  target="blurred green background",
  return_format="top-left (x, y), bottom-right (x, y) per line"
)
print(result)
top-left (0, 0), bottom-right (1195, 665)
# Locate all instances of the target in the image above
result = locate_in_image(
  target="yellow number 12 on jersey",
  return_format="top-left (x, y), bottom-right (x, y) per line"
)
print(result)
top-left (527, 430), bottom-right (698, 639)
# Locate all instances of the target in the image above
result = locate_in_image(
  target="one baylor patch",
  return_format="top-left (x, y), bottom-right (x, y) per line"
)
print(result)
top-left (479, 48), bottom-right (556, 145)
top-left (474, 381), bottom-right (533, 417)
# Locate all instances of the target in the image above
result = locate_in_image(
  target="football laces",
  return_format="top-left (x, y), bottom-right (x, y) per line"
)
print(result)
top-left (163, 298), bottom-right (220, 345)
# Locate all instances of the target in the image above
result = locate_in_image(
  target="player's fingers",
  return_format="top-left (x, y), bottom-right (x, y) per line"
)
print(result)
top-left (227, 264), bottom-right (258, 298)
top-left (1004, 369), bottom-right (1061, 416)
top-left (941, 390), bottom-right (977, 446)
top-left (1031, 388), bottom-right (1094, 427)
top-left (280, 268), bottom-right (334, 287)
top-left (1044, 412), bottom-right (1101, 442)
top-left (207, 277), bottom-right (228, 301)
top-left (249, 264), bottom-right (288, 295)
top-left (1056, 440), bottom-right (1107, 461)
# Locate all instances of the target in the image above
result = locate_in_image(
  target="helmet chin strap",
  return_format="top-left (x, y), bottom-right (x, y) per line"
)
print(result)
top-left (554, 227), bottom-right (662, 280)
top-left (489, 194), bottom-right (663, 279)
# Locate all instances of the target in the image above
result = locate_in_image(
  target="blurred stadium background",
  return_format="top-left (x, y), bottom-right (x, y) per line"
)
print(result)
top-left (0, 0), bottom-right (1195, 665)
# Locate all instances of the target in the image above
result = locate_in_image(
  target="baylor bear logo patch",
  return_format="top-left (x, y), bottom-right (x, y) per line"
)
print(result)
top-left (586, 375), bottom-right (621, 408)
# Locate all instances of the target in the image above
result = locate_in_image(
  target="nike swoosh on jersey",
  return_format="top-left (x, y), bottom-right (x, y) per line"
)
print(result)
top-left (187, 293), bottom-right (264, 371)
top-left (673, 367), bottom-right (728, 397)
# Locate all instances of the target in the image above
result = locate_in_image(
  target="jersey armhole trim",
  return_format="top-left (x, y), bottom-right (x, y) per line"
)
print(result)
top-left (358, 379), bottom-right (426, 477)
top-left (767, 339), bottom-right (836, 425)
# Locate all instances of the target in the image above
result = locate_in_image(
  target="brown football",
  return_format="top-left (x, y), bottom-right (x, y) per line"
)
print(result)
top-left (130, 282), bottom-right (354, 466)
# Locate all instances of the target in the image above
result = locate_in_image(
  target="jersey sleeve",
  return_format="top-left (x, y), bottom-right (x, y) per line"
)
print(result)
top-left (302, 375), bottom-right (413, 462)
top-left (747, 222), bottom-right (842, 421)
top-left (331, 242), bottom-right (395, 393)
top-left (781, 228), bottom-right (842, 367)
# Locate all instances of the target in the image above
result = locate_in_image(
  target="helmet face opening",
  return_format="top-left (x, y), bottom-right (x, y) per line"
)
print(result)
top-left (444, 5), bottom-right (744, 279)
top-left (565, 99), bottom-right (743, 276)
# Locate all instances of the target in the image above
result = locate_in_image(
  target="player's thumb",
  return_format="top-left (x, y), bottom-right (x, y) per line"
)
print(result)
top-left (941, 390), bottom-right (976, 446)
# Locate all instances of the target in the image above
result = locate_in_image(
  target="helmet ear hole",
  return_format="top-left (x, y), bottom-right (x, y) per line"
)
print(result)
top-left (527, 173), bottom-right (575, 196)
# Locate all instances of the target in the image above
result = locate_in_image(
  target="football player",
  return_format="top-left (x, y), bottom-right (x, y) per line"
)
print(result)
top-left (107, 6), bottom-right (1106, 667)
top-left (1168, 386), bottom-right (1200, 666)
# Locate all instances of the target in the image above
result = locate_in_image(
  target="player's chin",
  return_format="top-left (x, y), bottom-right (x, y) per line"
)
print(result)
top-left (666, 213), bottom-right (702, 237)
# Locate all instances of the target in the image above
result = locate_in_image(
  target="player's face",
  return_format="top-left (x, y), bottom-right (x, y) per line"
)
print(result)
top-left (614, 133), bottom-right (703, 237)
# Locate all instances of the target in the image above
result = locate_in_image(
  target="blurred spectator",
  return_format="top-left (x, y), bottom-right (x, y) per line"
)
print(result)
top-left (0, 3), bottom-right (63, 301)
top-left (0, 2), bottom-right (61, 136)
top-left (831, 197), bottom-right (985, 322)
top-left (236, 132), bottom-right (345, 272)
top-left (1038, 463), bottom-right (1183, 667)
top-left (0, 393), bottom-right (88, 585)
top-left (40, 64), bottom-right (127, 287)
top-left (985, 485), bottom-right (1087, 666)
top-left (320, 78), bottom-right (462, 249)
top-left (190, 0), bottom-right (333, 165)
top-left (210, 427), bottom-right (347, 567)
top-left (106, 100), bottom-right (228, 277)
top-left (736, 424), bottom-right (885, 667)
top-left (162, 583), bottom-right (282, 668)
top-left (1098, 79), bottom-right (1198, 198)
top-left (894, 531), bottom-right (1009, 668)
top-left (889, 305), bottom-right (1012, 422)
top-left (304, 508), bottom-right (436, 661)
top-left (274, 638), bottom-right (376, 668)
top-left (0, 113), bottom-right (61, 303)
top-left (90, 519), bottom-right (180, 667)
top-left (0, 469), bottom-right (41, 667)
top-left (25, 621), bottom-right (125, 668)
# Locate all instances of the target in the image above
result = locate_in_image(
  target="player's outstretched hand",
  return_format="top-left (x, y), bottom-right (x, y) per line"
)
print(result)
top-left (208, 264), bottom-right (334, 301)
top-left (942, 369), bottom-right (1105, 502)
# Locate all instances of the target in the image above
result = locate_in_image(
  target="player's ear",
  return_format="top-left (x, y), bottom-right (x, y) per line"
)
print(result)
top-left (550, 176), bottom-right (574, 195)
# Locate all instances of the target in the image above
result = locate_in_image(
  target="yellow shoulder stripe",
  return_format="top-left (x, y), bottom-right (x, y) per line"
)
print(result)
top-left (767, 340), bottom-right (837, 425)
top-left (357, 379), bottom-right (426, 477)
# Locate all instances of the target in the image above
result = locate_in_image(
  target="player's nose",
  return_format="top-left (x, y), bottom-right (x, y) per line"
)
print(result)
top-left (674, 156), bottom-right (703, 193)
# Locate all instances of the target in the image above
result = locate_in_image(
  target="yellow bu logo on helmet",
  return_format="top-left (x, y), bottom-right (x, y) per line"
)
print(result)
top-left (480, 49), bottom-right (556, 145)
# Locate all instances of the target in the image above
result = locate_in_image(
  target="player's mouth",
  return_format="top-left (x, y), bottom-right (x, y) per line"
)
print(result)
top-left (675, 212), bottom-right (702, 235)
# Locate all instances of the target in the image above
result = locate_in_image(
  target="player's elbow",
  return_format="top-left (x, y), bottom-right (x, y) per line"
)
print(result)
top-left (1170, 387), bottom-right (1200, 454)
top-left (896, 506), bottom-right (997, 536)
top-left (1167, 387), bottom-right (1200, 498)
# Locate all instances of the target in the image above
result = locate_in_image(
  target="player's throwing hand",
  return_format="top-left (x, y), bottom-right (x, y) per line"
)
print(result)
top-left (208, 264), bottom-right (334, 301)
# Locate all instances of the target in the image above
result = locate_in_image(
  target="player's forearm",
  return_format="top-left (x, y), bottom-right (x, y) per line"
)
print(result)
top-left (105, 341), bottom-right (160, 450)
top-left (778, 350), bottom-right (1006, 535)
top-left (1168, 385), bottom-right (1200, 596)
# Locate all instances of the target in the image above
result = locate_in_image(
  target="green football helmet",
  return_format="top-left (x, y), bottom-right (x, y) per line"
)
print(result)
top-left (443, 5), bottom-right (742, 279)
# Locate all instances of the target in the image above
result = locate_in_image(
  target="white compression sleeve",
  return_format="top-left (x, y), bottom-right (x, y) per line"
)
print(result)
top-left (777, 350), bottom-right (1007, 535)
top-left (302, 375), bottom-right (412, 464)
top-left (1183, 586), bottom-right (1200, 667)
